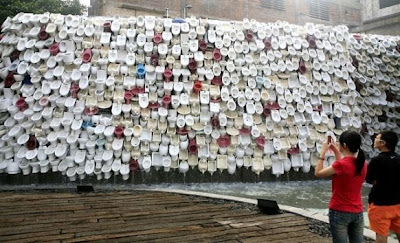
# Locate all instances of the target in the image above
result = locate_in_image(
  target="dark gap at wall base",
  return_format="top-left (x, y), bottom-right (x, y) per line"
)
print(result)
top-left (0, 167), bottom-right (318, 185)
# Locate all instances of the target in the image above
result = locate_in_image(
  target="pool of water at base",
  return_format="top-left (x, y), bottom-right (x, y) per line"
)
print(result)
top-left (136, 180), bottom-right (373, 228)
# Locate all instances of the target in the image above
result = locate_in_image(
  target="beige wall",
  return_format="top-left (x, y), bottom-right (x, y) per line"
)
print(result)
top-left (89, 0), bottom-right (362, 27)
top-left (363, 0), bottom-right (400, 22)
top-left (350, 0), bottom-right (400, 35)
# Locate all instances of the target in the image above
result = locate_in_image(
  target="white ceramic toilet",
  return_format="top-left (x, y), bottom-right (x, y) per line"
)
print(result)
top-left (84, 159), bottom-right (95, 176)
top-left (216, 155), bottom-right (228, 172)
top-left (111, 158), bottom-right (122, 175)
top-left (66, 166), bottom-right (77, 181)
top-left (142, 155), bottom-right (152, 173)
top-left (94, 167), bottom-right (103, 180)
top-left (197, 159), bottom-right (207, 174)
top-left (151, 152), bottom-right (163, 170)
top-left (75, 150), bottom-right (86, 166)
top-left (207, 160), bottom-right (217, 175)
top-left (252, 158), bottom-right (264, 175)
top-left (7, 160), bottom-right (21, 174)
top-left (0, 13), bottom-right (398, 184)
top-left (162, 156), bottom-right (172, 172)
top-left (120, 163), bottom-right (130, 180)
top-left (49, 159), bottom-right (60, 172)
top-left (290, 153), bottom-right (304, 171)
top-left (179, 161), bottom-right (189, 174)
top-left (227, 159), bottom-right (236, 175)
top-left (58, 159), bottom-right (69, 175)
top-left (39, 160), bottom-right (50, 173)
top-left (19, 160), bottom-right (31, 175)
top-left (101, 164), bottom-right (112, 180)
top-left (271, 159), bottom-right (284, 177)
top-left (76, 166), bottom-right (86, 180)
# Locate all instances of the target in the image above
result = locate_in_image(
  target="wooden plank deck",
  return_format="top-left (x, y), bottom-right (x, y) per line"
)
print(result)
top-left (0, 190), bottom-right (331, 243)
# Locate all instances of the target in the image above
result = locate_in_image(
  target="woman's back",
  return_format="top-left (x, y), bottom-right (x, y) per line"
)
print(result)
top-left (330, 157), bottom-right (367, 213)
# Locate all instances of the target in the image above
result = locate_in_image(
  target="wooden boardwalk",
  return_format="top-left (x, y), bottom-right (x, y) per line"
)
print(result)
top-left (0, 190), bottom-right (331, 243)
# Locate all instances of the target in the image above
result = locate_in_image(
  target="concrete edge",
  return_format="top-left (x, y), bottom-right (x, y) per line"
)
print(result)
top-left (142, 188), bottom-right (383, 241)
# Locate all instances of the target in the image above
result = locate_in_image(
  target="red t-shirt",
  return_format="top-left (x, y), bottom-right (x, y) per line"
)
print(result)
top-left (329, 157), bottom-right (367, 213)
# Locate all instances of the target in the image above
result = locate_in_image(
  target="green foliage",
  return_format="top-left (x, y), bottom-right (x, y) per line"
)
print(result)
top-left (0, 0), bottom-right (84, 25)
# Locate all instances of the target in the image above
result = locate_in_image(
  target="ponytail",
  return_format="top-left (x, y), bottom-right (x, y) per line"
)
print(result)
top-left (355, 149), bottom-right (365, 176)
top-left (338, 130), bottom-right (365, 176)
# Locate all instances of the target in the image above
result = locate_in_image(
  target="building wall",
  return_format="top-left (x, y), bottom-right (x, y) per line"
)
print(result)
top-left (89, 0), bottom-right (362, 27)
top-left (351, 0), bottom-right (400, 35)
top-left (363, 0), bottom-right (400, 22)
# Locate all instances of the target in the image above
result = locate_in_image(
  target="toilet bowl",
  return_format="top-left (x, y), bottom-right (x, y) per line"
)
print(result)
top-left (227, 159), bottom-right (236, 175)
top-left (252, 157), bottom-right (264, 175)
top-left (85, 159), bottom-right (95, 176)
top-left (148, 152), bottom-right (161, 170)
top-left (283, 159), bottom-right (292, 172)
top-left (73, 166), bottom-right (84, 180)
top-left (129, 158), bottom-right (139, 173)
top-left (67, 166), bottom-right (77, 181)
top-left (290, 153), bottom-right (304, 172)
top-left (8, 124), bottom-right (23, 138)
top-left (120, 163), bottom-right (130, 180)
top-left (101, 164), bottom-right (112, 180)
top-left (102, 150), bottom-right (114, 164)
top-left (138, 93), bottom-right (149, 108)
top-left (197, 159), bottom-right (207, 173)
top-left (207, 160), bottom-right (217, 175)
top-left (75, 150), bottom-right (86, 166)
top-left (301, 160), bottom-right (311, 173)
top-left (49, 159), bottom-right (60, 172)
top-left (119, 148), bottom-right (130, 162)
top-left (82, 49), bottom-right (92, 63)
top-left (19, 160), bottom-right (31, 175)
top-left (216, 155), bottom-right (228, 172)
top-left (7, 160), bottom-right (21, 174)
top-left (36, 146), bottom-right (47, 161)
top-left (179, 161), bottom-right (189, 174)
top-left (108, 49), bottom-right (118, 63)
top-left (141, 155), bottom-right (152, 173)
top-left (58, 159), bottom-right (69, 175)
top-left (271, 159), bottom-right (284, 177)
top-left (162, 156), bottom-right (172, 172)
top-left (112, 158), bottom-right (122, 175)
top-left (111, 103), bottom-right (122, 116)
top-left (0, 159), bottom-right (9, 174)
top-left (53, 142), bottom-right (67, 158)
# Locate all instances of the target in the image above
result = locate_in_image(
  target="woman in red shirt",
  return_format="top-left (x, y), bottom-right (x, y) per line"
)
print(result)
top-left (315, 130), bottom-right (367, 243)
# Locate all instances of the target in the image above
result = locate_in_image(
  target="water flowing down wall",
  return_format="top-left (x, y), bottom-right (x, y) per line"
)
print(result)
top-left (0, 13), bottom-right (399, 183)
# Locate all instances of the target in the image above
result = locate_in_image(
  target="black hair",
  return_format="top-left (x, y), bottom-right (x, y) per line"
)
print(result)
top-left (338, 130), bottom-right (365, 176)
top-left (379, 131), bottom-right (399, 152)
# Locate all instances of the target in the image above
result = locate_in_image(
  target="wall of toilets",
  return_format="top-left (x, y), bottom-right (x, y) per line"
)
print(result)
top-left (0, 13), bottom-right (399, 182)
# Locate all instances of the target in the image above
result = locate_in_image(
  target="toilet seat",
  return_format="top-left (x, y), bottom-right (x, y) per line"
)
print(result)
top-left (16, 146), bottom-right (27, 161)
top-left (169, 145), bottom-right (179, 157)
top-left (112, 138), bottom-right (124, 151)
top-left (101, 164), bottom-right (112, 179)
top-left (111, 103), bottom-right (122, 116)
top-left (120, 163), bottom-right (130, 179)
top-left (138, 93), bottom-right (149, 108)
top-left (55, 144), bottom-right (67, 157)
top-left (26, 149), bottom-right (38, 160)
top-left (103, 150), bottom-right (114, 162)
top-left (75, 150), bottom-right (86, 165)
top-left (71, 119), bottom-right (83, 131)
top-left (112, 158), bottom-right (122, 173)
top-left (142, 156), bottom-right (152, 172)
top-left (84, 160), bottom-right (94, 175)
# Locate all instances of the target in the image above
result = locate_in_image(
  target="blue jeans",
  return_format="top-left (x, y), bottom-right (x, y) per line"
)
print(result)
top-left (329, 209), bottom-right (364, 243)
